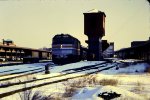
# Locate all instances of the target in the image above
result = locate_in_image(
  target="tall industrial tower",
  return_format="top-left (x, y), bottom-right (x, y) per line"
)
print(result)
top-left (84, 9), bottom-right (106, 61)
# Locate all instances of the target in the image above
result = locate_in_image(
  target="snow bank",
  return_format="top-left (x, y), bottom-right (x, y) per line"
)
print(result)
top-left (72, 86), bottom-right (145, 100)
top-left (101, 63), bottom-right (149, 75)
top-left (72, 87), bottom-right (102, 100)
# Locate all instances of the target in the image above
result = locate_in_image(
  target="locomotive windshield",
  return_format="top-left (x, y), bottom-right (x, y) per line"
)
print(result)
top-left (53, 35), bottom-right (76, 44)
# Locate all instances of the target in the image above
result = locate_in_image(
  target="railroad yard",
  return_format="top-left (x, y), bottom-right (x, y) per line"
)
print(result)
top-left (0, 59), bottom-right (150, 100)
top-left (0, 0), bottom-right (150, 99)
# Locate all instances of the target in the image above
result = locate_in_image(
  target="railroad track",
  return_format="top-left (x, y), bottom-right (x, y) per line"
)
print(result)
top-left (0, 69), bottom-right (20, 74)
top-left (0, 62), bottom-right (110, 88)
top-left (0, 67), bottom-right (43, 77)
top-left (0, 62), bottom-right (117, 99)
top-left (0, 63), bottom-right (55, 81)
top-left (0, 69), bottom-right (45, 82)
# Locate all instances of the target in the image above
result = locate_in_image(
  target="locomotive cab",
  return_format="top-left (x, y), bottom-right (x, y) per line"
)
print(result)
top-left (52, 34), bottom-right (81, 64)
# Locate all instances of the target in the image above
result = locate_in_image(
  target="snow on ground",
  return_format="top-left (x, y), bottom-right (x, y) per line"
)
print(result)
top-left (0, 62), bottom-right (51, 75)
top-left (0, 59), bottom-right (150, 100)
top-left (30, 60), bottom-right (150, 100)
top-left (34, 61), bottom-right (105, 79)
top-left (72, 61), bottom-right (150, 100)
top-left (117, 59), bottom-right (143, 63)
top-left (51, 61), bottom-right (105, 73)
top-left (101, 63), bottom-right (149, 75)
top-left (72, 86), bottom-right (145, 100)
top-left (0, 61), bottom-right (105, 99)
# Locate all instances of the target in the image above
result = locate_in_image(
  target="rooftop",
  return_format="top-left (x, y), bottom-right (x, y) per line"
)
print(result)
top-left (87, 9), bottom-right (100, 13)
top-left (84, 9), bottom-right (106, 16)
top-left (3, 39), bottom-right (13, 42)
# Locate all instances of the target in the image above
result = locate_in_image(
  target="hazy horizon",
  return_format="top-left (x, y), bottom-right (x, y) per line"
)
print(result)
top-left (0, 0), bottom-right (149, 50)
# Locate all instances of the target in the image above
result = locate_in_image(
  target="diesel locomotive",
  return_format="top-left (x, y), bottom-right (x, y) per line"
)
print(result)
top-left (52, 34), bottom-right (82, 64)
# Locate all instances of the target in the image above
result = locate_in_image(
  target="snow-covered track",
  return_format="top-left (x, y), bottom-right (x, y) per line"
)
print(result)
top-left (0, 69), bottom-right (44, 82)
top-left (62, 62), bottom-right (108, 72)
top-left (0, 67), bottom-right (43, 77)
top-left (0, 63), bottom-right (55, 82)
top-left (0, 69), bottom-right (20, 74)
top-left (0, 62), bottom-right (111, 88)
top-left (0, 63), bottom-right (116, 98)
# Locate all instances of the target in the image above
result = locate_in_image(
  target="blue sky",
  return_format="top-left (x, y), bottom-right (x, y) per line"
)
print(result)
top-left (0, 0), bottom-right (149, 50)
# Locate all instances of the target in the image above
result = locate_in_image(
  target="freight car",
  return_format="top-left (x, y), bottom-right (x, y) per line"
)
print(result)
top-left (52, 34), bottom-right (82, 64)
top-left (23, 50), bottom-right (51, 63)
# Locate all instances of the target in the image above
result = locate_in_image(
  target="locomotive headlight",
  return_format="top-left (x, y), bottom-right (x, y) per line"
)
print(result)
top-left (60, 44), bottom-right (62, 48)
